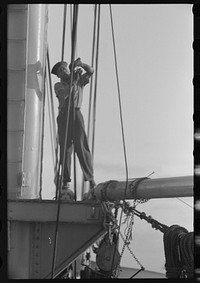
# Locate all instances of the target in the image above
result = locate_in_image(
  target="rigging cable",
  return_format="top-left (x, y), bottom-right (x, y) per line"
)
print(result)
top-left (108, 4), bottom-right (130, 276)
top-left (71, 4), bottom-right (79, 201)
top-left (46, 47), bottom-right (59, 190)
top-left (80, 5), bottom-right (99, 268)
top-left (70, 4), bottom-right (78, 58)
top-left (69, 5), bottom-right (79, 278)
top-left (54, 4), bottom-right (68, 199)
top-left (39, 63), bottom-right (47, 199)
top-left (176, 197), bottom-right (193, 209)
top-left (120, 202), bottom-right (194, 278)
top-left (46, 56), bottom-right (56, 167)
top-left (61, 5), bottom-right (67, 61)
top-left (91, 4), bottom-right (101, 157)
top-left (109, 4), bottom-right (129, 192)
top-left (87, 4), bottom-right (98, 145)
top-left (81, 4), bottom-right (98, 197)
top-left (51, 4), bottom-right (79, 279)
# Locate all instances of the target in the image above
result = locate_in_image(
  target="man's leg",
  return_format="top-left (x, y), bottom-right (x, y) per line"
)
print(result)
top-left (74, 110), bottom-right (96, 188)
top-left (57, 113), bottom-right (73, 185)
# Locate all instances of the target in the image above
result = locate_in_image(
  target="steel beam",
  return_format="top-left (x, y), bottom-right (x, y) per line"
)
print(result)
top-left (7, 200), bottom-right (106, 279)
top-left (8, 199), bottom-right (103, 223)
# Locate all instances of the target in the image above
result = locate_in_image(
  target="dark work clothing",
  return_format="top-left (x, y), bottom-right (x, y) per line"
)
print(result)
top-left (55, 69), bottom-right (94, 185)
top-left (59, 72), bottom-right (90, 108)
top-left (57, 104), bottom-right (94, 184)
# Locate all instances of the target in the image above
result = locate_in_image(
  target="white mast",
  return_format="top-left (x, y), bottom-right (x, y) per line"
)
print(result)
top-left (7, 4), bottom-right (48, 199)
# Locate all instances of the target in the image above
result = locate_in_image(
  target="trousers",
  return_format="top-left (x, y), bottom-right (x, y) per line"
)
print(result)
top-left (57, 106), bottom-right (94, 184)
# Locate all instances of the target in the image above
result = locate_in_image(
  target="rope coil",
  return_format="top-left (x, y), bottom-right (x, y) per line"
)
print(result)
top-left (163, 225), bottom-right (194, 278)
top-left (129, 177), bottom-right (149, 200)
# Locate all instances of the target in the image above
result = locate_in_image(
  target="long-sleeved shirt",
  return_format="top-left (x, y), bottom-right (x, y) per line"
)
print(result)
top-left (54, 72), bottom-right (90, 110)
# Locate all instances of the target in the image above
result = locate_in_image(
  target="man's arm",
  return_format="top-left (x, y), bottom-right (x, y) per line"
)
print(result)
top-left (79, 61), bottom-right (94, 76)
top-left (71, 58), bottom-right (94, 76)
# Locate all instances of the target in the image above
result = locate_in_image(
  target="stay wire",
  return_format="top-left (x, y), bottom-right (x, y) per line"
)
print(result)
top-left (39, 64), bottom-right (47, 199)
top-left (109, 4), bottom-right (129, 275)
top-left (47, 47), bottom-right (59, 188)
top-left (46, 62), bottom-right (56, 169)
top-left (68, 5), bottom-right (79, 278)
top-left (71, 4), bottom-right (79, 201)
top-left (56, 5), bottom-right (79, 199)
top-left (81, 4), bottom-right (98, 197)
top-left (51, 4), bottom-right (79, 279)
top-left (109, 4), bottom-right (129, 189)
top-left (87, 4), bottom-right (97, 143)
top-left (54, 5), bottom-right (67, 199)
top-left (176, 197), bottom-right (193, 209)
top-left (53, 3), bottom-right (68, 199)
top-left (70, 5), bottom-right (73, 33)
top-left (61, 4), bottom-right (67, 61)
top-left (91, 4), bottom-right (101, 157)
top-left (71, 7), bottom-right (79, 278)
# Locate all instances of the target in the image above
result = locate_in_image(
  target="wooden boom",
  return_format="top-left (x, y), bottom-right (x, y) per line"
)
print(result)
top-left (89, 176), bottom-right (193, 201)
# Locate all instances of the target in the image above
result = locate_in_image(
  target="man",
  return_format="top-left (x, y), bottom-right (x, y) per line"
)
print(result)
top-left (51, 58), bottom-right (96, 199)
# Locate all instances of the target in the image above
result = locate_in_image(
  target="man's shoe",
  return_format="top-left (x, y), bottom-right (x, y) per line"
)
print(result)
top-left (62, 183), bottom-right (70, 190)
top-left (61, 183), bottom-right (74, 201)
top-left (89, 179), bottom-right (96, 190)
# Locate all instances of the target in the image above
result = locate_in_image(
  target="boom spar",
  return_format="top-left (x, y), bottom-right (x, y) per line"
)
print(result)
top-left (88, 176), bottom-right (193, 201)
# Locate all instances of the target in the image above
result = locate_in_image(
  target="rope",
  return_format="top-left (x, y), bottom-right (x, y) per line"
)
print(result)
top-left (46, 67), bottom-right (56, 168)
top-left (87, 4), bottom-right (98, 143)
top-left (71, 4), bottom-right (79, 202)
top-left (163, 225), bottom-right (194, 278)
top-left (70, 5), bottom-right (73, 45)
top-left (91, 4), bottom-right (101, 157)
top-left (179, 232), bottom-right (194, 277)
top-left (129, 177), bottom-right (149, 201)
top-left (51, 5), bottom-right (79, 279)
top-left (46, 47), bottom-right (59, 195)
top-left (109, 4), bottom-right (129, 193)
top-left (81, 4), bottom-right (98, 197)
top-left (70, 10), bottom-right (79, 275)
top-left (61, 5), bottom-right (67, 61)
top-left (109, 198), bottom-right (193, 279)
top-left (176, 197), bottom-right (193, 209)
top-left (119, 200), bottom-right (168, 233)
top-left (39, 64), bottom-right (47, 199)
top-left (54, 3), bottom-right (70, 200)
top-left (108, 4), bottom-right (130, 274)
top-left (134, 208), bottom-right (168, 233)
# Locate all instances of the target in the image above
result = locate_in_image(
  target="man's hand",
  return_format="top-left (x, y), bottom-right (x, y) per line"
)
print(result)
top-left (69, 57), bottom-right (82, 71)
top-left (74, 57), bottom-right (82, 67)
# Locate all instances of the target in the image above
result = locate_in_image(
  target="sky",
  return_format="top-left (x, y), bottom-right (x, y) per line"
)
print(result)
top-left (42, 4), bottom-right (193, 274)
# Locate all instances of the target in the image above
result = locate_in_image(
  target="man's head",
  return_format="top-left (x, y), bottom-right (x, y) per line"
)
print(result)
top-left (51, 61), bottom-right (69, 78)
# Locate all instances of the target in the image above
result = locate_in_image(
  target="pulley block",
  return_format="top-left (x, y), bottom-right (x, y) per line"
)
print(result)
top-left (96, 235), bottom-right (120, 272)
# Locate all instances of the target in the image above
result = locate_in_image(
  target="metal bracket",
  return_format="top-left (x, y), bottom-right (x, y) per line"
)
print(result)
top-left (18, 171), bottom-right (31, 187)
top-left (7, 221), bottom-right (16, 250)
top-left (86, 206), bottom-right (99, 220)
top-left (18, 172), bottom-right (31, 197)
top-left (31, 222), bottom-right (41, 278)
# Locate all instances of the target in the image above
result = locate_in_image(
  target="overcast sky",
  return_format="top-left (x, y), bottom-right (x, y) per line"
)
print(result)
top-left (42, 4), bottom-right (193, 273)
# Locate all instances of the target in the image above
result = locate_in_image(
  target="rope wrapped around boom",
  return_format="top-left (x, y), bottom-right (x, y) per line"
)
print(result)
top-left (163, 225), bottom-right (194, 278)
